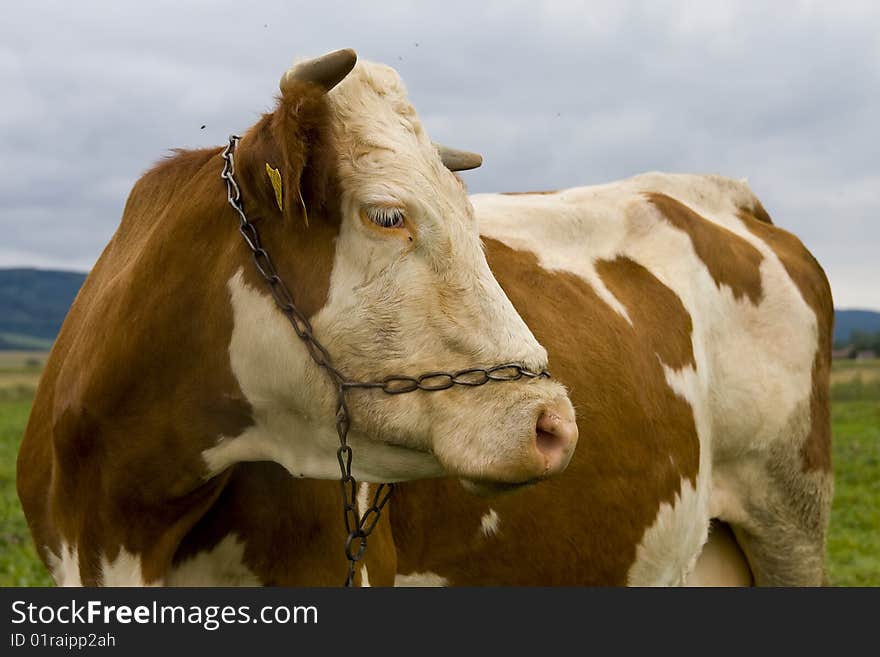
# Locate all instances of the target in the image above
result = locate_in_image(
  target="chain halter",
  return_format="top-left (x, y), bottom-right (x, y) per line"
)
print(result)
top-left (220, 135), bottom-right (550, 586)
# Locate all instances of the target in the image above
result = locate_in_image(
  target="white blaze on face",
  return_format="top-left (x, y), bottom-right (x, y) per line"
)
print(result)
top-left (319, 62), bottom-right (547, 373)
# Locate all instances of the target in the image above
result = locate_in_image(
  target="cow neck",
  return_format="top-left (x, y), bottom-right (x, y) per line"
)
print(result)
top-left (220, 134), bottom-right (551, 586)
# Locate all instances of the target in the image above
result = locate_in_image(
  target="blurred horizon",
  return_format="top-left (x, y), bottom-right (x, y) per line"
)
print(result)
top-left (2, 1), bottom-right (878, 307)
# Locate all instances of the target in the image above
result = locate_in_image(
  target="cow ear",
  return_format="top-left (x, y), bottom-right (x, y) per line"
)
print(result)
top-left (235, 84), bottom-right (332, 227)
top-left (234, 50), bottom-right (355, 227)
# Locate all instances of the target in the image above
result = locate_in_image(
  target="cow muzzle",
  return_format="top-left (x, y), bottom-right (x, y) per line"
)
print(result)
top-left (436, 385), bottom-right (578, 495)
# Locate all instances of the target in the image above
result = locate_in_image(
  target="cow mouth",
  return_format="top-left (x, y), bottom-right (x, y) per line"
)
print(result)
top-left (371, 437), bottom-right (545, 493)
top-left (458, 475), bottom-right (543, 497)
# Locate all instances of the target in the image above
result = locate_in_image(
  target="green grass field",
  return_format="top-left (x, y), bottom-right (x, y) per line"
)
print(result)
top-left (0, 353), bottom-right (877, 586)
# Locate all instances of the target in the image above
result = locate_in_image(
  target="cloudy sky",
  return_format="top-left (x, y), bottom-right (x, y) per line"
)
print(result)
top-left (2, 1), bottom-right (878, 308)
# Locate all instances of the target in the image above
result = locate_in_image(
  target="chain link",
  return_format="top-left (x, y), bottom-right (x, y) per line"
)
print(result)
top-left (220, 135), bottom-right (549, 586)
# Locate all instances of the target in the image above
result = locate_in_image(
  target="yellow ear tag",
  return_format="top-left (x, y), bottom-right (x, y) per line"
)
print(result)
top-left (265, 163), bottom-right (283, 212)
top-left (298, 186), bottom-right (309, 228)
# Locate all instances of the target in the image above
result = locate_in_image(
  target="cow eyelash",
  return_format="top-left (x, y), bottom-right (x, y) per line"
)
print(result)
top-left (367, 207), bottom-right (406, 229)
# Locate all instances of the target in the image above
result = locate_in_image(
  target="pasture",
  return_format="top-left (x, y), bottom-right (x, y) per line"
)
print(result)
top-left (0, 352), bottom-right (877, 587)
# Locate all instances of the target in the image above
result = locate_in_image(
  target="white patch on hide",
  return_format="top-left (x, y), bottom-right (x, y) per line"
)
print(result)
top-left (473, 189), bottom-right (633, 324)
top-left (47, 542), bottom-right (82, 587)
top-left (480, 509), bottom-right (500, 537)
top-left (357, 482), bottom-right (370, 516)
top-left (166, 534), bottom-right (261, 587)
top-left (48, 542), bottom-right (162, 587)
top-left (394, 571), bottom-right (449, 587)
top-left (627, 363), bottom-right (712, 586)
top-left (99, 547), bottom-right (159, 587)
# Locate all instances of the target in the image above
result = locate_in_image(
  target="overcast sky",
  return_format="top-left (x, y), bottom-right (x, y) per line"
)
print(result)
top-left (1, 1), bottom-right (878, 308)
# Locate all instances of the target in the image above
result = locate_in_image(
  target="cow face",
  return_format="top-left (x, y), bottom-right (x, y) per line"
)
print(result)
top-left (213, 50), bottom-right (577, 490)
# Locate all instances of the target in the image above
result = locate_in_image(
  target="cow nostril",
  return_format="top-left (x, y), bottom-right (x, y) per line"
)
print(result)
top-left (536, 426), bottom-right (563, 456)
top-left (534, 409), bottom-right (578, 473)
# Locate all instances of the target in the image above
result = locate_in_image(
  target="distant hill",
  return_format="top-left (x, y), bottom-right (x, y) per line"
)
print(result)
top-left (834, 309), bottom-right (880, 346)
top-left (1, 268), bottom-right (879, 351)
top-left (0, 268), bottom-right (86, 350)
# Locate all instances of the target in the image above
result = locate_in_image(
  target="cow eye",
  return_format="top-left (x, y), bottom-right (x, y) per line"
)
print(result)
top-left (367, 207), bottom-right (406, 229)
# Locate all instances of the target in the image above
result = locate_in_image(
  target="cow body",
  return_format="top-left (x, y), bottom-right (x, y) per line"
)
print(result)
top-left (392, 174), bottom-right (833, 586)
top-left (162, 174), bottom-right (833, 587)
top-left (17, 52), bottom-right (832, 586)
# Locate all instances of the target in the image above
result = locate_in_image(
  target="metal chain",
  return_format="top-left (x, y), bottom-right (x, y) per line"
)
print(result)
top-left (220, 135), bottom-right (549, 586)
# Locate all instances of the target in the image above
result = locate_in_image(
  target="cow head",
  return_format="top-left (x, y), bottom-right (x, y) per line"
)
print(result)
top-left (211, 50), bottom-right (577, 490)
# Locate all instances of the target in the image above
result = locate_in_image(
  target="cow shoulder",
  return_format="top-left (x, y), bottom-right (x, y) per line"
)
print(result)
top-left (19, 146), bottom-right (256, 584)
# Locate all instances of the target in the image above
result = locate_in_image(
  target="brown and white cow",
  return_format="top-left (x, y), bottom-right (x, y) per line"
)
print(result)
top-left (17, 50), bottom-right (832, 587)
top-left (15, 49), bottom-right (577, 586)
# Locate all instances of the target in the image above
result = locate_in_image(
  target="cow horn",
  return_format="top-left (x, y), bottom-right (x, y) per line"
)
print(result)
top-left (280, 48), bottom-right (357, 93)
top-left (435, 144), bottom-right (483, 171)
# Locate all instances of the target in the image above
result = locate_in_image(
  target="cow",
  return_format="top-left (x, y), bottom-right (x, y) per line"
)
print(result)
top-left (17, 49), bottom-right (833, 587)
top-left (195, 174), bottom-right (832, 588)
top-left (16, 49), bottom-right (578, 586)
